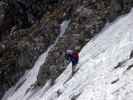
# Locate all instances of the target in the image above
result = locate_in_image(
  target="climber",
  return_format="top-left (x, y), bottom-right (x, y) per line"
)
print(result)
top-left (65, 49), bottom-right (79, 75)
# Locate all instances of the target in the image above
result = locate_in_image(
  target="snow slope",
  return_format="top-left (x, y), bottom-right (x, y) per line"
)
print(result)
top-left (3, 9), bottom-right (133, 100)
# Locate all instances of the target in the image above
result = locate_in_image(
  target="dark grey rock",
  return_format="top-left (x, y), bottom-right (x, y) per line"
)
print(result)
top-left (109, 0), bottom-right (123, 21)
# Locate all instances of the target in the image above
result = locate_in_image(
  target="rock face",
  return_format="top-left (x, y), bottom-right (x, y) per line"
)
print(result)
top-left (0, 0), bottom-right (63, 99)
top-left (1, 0), bottom-right (133, 99)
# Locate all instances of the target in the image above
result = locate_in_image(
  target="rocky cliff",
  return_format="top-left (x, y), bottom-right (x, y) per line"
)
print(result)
top-left (0, 0), bottom-right (133, 99)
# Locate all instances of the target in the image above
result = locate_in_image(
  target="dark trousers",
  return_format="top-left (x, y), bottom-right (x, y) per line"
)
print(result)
top-left (71, 58), bottom-right (78, 75)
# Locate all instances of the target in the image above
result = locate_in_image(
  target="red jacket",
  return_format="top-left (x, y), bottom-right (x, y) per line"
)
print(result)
top-left (72, 52), bottom-right (79, 60)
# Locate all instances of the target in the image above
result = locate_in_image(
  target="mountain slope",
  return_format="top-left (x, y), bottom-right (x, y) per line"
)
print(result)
top-left (1, 0), bottom-right (133, 98)
top-left (3, 8), bottom-right (133, 100)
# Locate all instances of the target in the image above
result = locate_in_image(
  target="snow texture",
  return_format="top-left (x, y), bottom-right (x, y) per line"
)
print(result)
top-left (3, 9), bottom-right (133, 100)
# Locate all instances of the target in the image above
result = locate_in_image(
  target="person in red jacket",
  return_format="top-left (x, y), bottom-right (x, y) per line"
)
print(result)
top-left (65, 49), bottom-right (79, 74)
